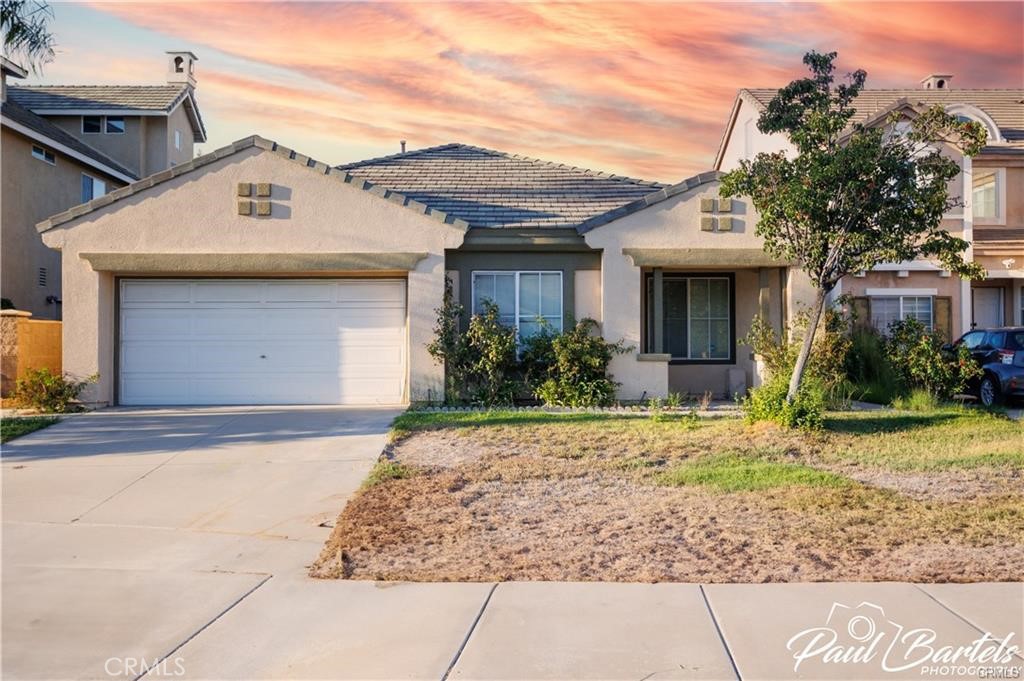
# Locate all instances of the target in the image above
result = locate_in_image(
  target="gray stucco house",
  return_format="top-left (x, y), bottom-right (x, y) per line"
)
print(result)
top-left (38, 136), bottom-right (813, 406)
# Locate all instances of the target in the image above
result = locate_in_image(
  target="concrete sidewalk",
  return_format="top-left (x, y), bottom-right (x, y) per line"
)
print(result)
top-left (164, 579), bottom-right (1023, 681)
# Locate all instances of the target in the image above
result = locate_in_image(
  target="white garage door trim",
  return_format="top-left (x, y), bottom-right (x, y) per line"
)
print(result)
top-left (118, 278), bottom-right (407, 406)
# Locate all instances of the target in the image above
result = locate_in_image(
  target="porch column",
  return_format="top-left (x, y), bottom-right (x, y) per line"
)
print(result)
top-left (652, 267), bottom-right (663, 354)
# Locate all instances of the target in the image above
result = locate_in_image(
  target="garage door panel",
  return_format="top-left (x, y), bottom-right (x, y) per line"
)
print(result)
top-left (119, 279), bottom-right (407, 406)
top-left (122, 342), bottom-right (192, 372)
top-left (121, 281), bottom-right (192, 304)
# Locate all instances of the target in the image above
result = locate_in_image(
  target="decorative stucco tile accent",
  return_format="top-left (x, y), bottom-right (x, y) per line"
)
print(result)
top-left (700, 198), bottom-right (716, 213)
top-left (236, 182), bottom-right (252, 197)
top-left (237, 200), bottom-right (252, 216)
top-left (719, 216), bottom-right (735, 232)
top-left (256, 201), bottom-right (272, 216)
top-left (256, 183), bottom-right (272, 197)
top-left (718, 197), bottom-right (732, 213)
top-left (700, 216), bottom-right (716, 232)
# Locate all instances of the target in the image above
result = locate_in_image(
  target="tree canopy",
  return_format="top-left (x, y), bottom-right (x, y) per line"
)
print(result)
top-left (1, 0), bottom-right (55, 73)
top-left (721, 50), bottom-right (986, 401)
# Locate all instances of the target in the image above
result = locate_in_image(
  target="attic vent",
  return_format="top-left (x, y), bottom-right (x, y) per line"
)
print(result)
top-left (38, 267), bottom-right (47, 287)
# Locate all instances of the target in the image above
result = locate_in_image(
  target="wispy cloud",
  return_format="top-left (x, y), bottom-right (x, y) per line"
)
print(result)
top-left (35, 1), bottom-right (1024, 181)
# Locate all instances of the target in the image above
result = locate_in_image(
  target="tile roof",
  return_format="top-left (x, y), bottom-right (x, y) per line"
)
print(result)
top-left (338, 143), bottom-right (666, 229)
top-left (7, 85), bottom-right (189, 112)
top-left (37, 136), bottom-right (472, 233)
top-left (2, 100), bottom-right (138, 180)
top-left (743, 88), bottom-right (1024, 140)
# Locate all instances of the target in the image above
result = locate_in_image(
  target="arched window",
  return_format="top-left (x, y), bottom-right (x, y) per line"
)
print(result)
top-left (173, 56), bottom-right (184, 73)
top-left (945, 104), bottom-right (1001, 142)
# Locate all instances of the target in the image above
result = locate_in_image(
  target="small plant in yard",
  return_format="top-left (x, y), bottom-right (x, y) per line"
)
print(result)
top-left (665, 392), bottom-right (684, 409)
top-left (362, 460), bottom-right (415, 488)
top-left (657, 453), bottom-right (849, 492)
top-left (697, 390), bottom-right (713, 411)
top-left (742, 373), bottom-right (825, 430)
top-left (14, 368), bottom-right (96, 413)
top-left (885, 318), bottom-right (981, 402)
top-left (523, 318), bottom-right (628, 407)
top-left (846, 327), bottom-right (904, 404)
top-left (892, 389), bottom-right (944, 412)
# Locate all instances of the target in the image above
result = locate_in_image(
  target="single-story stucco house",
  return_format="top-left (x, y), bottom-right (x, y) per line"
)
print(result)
top-left (38, 136), bottom-right (816, 406)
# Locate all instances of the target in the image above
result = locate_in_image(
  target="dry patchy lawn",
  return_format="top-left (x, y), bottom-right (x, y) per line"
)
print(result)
top-left (312, 409), bottom-right (1024, 583)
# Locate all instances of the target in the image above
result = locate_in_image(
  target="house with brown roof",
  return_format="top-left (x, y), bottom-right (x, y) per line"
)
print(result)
top-left (36, 135), bottom-right (812, 406)
top-left (715, 75), bottom-right (1024, 337)
top-left (1, 51), bottom-right (207, 319)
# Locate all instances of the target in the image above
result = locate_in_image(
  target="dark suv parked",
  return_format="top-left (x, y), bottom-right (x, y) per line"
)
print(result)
top-left (949, 327), bottom-right (1024, 407)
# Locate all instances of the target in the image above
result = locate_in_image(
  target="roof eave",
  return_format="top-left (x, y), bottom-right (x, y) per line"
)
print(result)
top-left (577, 170), bottom-right (723, 234)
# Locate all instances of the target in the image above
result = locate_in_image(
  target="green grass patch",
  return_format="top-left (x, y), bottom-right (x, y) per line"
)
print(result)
top-left (362, 460), bottom-right (416, 488)
top-left (1, 416), bottom-right (58, 443)
top-left (656, 453), bottom-right (850, 492)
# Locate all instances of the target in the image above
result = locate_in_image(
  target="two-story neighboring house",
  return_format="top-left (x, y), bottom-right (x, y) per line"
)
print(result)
top-left (715, 75), bottom-right (1024, 339)
top-left (1, 51), bottom-right (206, 318)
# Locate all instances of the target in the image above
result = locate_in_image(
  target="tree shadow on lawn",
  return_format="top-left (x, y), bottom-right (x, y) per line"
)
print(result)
top-left (824, 411), bottom-right (964, 435)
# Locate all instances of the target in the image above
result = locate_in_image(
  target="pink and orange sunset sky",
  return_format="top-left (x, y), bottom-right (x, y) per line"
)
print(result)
top-left (28, 1), bottom-right (1024, 181)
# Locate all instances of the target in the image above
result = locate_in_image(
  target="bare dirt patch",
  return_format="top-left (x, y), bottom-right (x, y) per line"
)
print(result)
top-left (312, 413), bottom-right (1024, 583)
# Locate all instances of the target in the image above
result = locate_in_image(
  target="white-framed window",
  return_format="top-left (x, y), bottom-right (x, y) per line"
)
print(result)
top-left (973, 168), bottom-right (1006, 225)
top-left (471, 271), bottom-right (562, 339)
top-left (81, 174), bottom-right (107, 203)
top-left (174, 129), bottom-right (182, 150)
top-left (646, 274), bottom-right (732, 361)
top-left (31, 145), bottom-right (55, 165)
top-left (82, 115), bottom-right (102, 134)
top-left (105, 116), bottom-right (125, 134)
top-left (870, 296), bottom-right (933, 334)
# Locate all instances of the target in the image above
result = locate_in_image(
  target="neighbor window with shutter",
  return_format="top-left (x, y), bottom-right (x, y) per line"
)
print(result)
top-left (856, 295), bottom-right (951, 340)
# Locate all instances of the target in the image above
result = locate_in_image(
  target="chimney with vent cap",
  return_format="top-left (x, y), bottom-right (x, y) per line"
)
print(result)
top-left (400, 140), bottom-right (407, 153)
top-left (921, 73), bottom-right (953, 90)
top-left (167, 51), bottom-right (198, 88)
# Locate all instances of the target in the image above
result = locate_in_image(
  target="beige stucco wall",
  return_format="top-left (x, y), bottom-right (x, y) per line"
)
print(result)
top-left (583, 180), bottom-right (809, 399)
top-left (574, 269), bottom-right (601, 322)
top-left (41, 146), bottom-right (466, 406)
top-left (50, 114), bottom-right (146, 178)
top-left (1, 127), bottom-right (125, 319)
top-left (166, 104), bottom-right (195, 168)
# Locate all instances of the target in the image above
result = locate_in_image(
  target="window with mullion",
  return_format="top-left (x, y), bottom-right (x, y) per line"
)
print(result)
top-left (471, 271), bottom-right (562, 339)
top-left (646, 274), bottom-right (732, 361)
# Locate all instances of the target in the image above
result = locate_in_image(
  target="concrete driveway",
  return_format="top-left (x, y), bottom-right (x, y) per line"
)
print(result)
top-left (1, 406), bottom-right (419, 680)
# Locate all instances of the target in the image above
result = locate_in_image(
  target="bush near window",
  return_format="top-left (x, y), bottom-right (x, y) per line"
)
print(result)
top-left (845, 327), bottom-right (904, 405)
top-left (15, 368), bottom-right (96, 413)
top-left (428, 286), bottom-right (626, 407)
top-left (884, 318), bottom-right (981, 401)
top-left (427, 286), bottom-right (518, 407)
top-left (521, 318), bottom-right (628, 407)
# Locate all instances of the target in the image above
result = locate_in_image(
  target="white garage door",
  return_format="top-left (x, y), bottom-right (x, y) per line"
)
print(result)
top-left (119, 279), bottom-right (407, 405)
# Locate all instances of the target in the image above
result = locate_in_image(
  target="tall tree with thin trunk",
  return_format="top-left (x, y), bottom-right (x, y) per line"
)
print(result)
top-left (721, 51), bottom-right (986, 402)
top-left (1, 0), bottom-right (55, 73)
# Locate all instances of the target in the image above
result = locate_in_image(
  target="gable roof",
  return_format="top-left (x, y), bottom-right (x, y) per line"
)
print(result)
top-left (714, 87), bottom-right (1024, 168)
top-left (338, 143), bottom-right (665, 230)
top-left (7, 85), bottom-right (208, 142)
top-left (36, 136), bottom-right (473, 233)
top-left (2, 100), bottom-right (138, 182)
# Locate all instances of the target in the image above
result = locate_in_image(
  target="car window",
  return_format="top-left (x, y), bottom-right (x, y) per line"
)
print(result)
top-left (960, 331), bottom-right (986, 349)
top-left (1007, 332), bottom-right (1024, 350)
top-left (985, 332), bottom-right (1006, 348)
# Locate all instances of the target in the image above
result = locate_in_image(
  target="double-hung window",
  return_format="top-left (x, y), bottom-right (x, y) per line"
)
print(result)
top-left (471, 271), bottom-right (562, 339)
top-left (973, 168), bottom-right (1005, 224)
top-left (870, 296), bottom-right (933, 334)
top-left (646, 273), bottom-right (733, 361)
top-left (81, 174), bottom-right (107, 203)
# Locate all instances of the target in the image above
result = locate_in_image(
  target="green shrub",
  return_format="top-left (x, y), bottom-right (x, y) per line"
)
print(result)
top-left (362, 460), bottom-right (415, 488)
top-left (845, 327), bottom-right (904, 404)
top-left (742, 373), bottom-right (824, 430)
top-left (892, 388), bottom-right (943, 412)
top-left (14, 368), bottom-right (96, 413)
top-left (741, 303), bottom-right (852, 407)
top-left (426, 281), bottom-right (470, 404)
top-left (524, 319), bottom-right (628, 407)
top-left (885, 318), bottom-right (980, 401)
top-left (464, 302), bottom-right (519, 407)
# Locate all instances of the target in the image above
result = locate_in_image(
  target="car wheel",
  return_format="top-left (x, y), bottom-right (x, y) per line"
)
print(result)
top-left (979, 375), bottom-right (1001, 408)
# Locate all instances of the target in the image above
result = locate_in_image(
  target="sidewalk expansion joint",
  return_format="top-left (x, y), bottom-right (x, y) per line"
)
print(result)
top-left (699, 584), bottom-right (743, 681)
top-left (136, 573), bottom-right (272, 681)
top-left (441, 582), bottom-right (498, 681)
